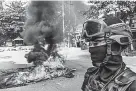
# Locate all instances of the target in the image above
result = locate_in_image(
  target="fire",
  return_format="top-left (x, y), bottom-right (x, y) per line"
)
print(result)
top-left (0, 49), bottom-right (76, 89)
top-left (0, 1), bottom-right (76, 89)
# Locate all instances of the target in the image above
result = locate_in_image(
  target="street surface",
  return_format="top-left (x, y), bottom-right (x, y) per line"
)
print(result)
top-left (0, 47), bottom-right (136, 91)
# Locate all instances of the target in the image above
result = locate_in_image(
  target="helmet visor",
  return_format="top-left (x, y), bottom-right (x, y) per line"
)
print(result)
top-left (83, 21), bottom-right (102, 37)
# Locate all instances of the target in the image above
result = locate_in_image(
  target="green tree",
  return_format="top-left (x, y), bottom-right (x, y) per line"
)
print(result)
top-left (82, 1), bottom-right (136, 21)
top-left (0, 1), bottom-right (26, 42)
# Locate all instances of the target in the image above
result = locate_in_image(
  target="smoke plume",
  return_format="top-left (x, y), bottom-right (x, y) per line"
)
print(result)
top-left (21, 1), bottom-right (63, 45)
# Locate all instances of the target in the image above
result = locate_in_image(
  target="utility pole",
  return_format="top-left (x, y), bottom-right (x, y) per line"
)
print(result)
top-left (68, 1), bottom-right (71, 48)
top-left (68, 1), bottom-right (77, 47)
top-left (62, 1), bottom-right (65, 35)
top-left (62, 1), bottom-right (65, 47)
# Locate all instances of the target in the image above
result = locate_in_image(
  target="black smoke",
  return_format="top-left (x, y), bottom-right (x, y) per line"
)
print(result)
top-left (21, 1), bottom-right (63, 45)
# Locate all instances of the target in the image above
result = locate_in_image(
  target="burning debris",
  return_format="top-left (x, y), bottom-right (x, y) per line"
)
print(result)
top-left (0, 1), bottom-right (76, 89)
top-left (0, 46), bottom-right (76, 89)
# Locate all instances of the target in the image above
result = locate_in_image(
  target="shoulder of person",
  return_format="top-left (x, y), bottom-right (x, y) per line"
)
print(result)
top-left (114, 67), bottom-right (136, 86)
top-left (84, 67), bottom-right (98, 78)
top-left (86, 67), bottom-right (98, 74)
top-left (83, 67), bottom-right (98, 82)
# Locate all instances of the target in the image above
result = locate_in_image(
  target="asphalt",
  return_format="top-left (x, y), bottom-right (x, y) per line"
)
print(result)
top-left (0, 48), bottom-right (92, 91)
top-left (0, 48), bottom-right (136, 91)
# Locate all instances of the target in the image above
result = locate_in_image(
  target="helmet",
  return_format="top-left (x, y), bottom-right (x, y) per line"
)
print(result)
top-left (82, 16), bottom-right (133, 47)
top-left (82, 16), bottom-right (133, 56)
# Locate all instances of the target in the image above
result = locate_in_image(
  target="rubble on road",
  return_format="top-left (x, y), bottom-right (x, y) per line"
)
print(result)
top-left (0, 51), bottom-right (76, 89)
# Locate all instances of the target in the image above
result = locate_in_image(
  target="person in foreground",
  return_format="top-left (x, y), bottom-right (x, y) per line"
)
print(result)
top-left (81, 16), bottom-right (136, 91)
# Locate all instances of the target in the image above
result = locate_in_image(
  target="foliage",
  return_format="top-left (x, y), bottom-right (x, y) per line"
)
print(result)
top-left (0, 1), bottom-right (26, 46)
top-left (83, 1), bottom-right (136, 19)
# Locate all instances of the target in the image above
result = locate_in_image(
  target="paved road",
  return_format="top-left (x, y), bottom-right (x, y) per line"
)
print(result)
top-left (0, 48), bottom-right (92, 91)
top-left (0, 48), bottom-right (136, 91)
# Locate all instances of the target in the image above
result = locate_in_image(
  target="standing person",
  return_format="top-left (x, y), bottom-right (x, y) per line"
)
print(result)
top-left (81, 16), bottom-right (136, 91)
